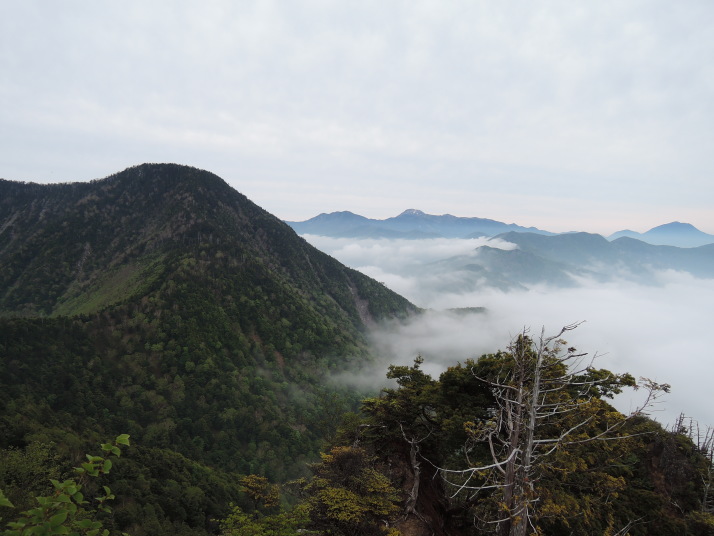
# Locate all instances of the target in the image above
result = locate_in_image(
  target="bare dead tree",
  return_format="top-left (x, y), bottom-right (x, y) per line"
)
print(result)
top-left (436, 323), bottom-right (669, 536)
top-left (699, 427), bottom-right (714, 514)
top-left (610, 517), bottom-right (645, 536)
top-left (399, 423), bottom-right (432, 524)
top-left (670, 413), bottom-right (714, 514)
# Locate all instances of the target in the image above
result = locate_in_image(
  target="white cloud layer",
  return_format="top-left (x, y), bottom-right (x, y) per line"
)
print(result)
top-left (316, 236), bottom-right (714, 428)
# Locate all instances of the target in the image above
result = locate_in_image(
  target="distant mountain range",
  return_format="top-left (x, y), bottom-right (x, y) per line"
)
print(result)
top-left (287, 211), bottom-right (714, 291)
top-left (390, 231), bottom-right (713, 295)
top-left (286, 209), bottom-right (554, 240)
top-left (287, 210), bottom-right (714, 248)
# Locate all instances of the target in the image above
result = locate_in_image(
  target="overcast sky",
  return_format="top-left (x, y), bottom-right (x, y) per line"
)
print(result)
top-left (2, 1), bottom-right (713, 235)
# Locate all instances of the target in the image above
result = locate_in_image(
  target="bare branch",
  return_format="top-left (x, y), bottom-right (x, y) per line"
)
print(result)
top-left (435, 322), bottom-right (654, 536)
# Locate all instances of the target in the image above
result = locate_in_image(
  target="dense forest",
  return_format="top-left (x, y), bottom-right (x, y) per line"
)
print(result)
top-left (0, 164), bottom-right (416, 534)
top-left (1, 164), bottom-right (713, 535)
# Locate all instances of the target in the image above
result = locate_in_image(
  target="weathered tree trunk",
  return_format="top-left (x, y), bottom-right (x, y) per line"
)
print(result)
top-left (501, 355), bottom-right (527, 536)
top-left (405, 437), bottom-right (421, 517)
top-left (510, 339), bottom-right (544, 536)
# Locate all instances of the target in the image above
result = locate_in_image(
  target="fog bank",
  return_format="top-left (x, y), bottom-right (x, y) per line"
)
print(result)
top-left (308, 236), bottom-right (714, 428)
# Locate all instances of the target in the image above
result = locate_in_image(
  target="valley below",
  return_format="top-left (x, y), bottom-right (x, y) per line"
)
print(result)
top-left (304, 233), bottom-right (714, 429)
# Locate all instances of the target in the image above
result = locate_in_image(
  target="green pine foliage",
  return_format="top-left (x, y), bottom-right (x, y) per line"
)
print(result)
top-left (318, 351), bottom-right (714, 536)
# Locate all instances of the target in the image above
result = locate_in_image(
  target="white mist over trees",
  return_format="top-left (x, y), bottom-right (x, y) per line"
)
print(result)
top-left (307, 235), bottom-right (714, 428)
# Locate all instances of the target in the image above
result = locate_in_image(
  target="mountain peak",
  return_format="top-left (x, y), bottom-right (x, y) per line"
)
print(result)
top-left (607, 221), bottom-right (714, 247)
top-left (1, 164), bottom-right (417, 318)
top-left (646, 221), bottom-right (698, 233)
top-left (398, 209), bottom-right (427, 217)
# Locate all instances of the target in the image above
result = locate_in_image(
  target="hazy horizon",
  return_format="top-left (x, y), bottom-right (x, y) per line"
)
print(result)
top-left (3, 168), bottom-right (712, 237)
top-left (285, 207), bottom-right (714, 237)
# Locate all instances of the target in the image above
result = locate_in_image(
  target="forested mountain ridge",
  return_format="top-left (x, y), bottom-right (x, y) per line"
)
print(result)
top-left (0, 164), bottom-right (415, 320)
top-left (0, 164), bottom-right (417, 535)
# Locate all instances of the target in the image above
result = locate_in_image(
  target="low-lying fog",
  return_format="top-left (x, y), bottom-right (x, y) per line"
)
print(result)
top-left (305, 235), bottom-right (714, 429)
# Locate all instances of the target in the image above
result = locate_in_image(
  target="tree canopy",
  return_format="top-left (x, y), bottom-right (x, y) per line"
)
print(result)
top-left (306, 325), bottom-right (714, 536)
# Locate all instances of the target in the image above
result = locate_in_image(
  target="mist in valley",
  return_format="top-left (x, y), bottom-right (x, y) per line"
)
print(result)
top-left (306, 234), bottom-right (714, 429)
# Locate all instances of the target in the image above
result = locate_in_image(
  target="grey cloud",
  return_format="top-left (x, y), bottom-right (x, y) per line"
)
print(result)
top-left (1, 2), bottom-right (712, 232)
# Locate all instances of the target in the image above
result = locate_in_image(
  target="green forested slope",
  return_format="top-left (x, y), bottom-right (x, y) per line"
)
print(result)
top-left (0, 164), bottom-right (414, 321)
top-left (0, 164), bottom-right (417, 534)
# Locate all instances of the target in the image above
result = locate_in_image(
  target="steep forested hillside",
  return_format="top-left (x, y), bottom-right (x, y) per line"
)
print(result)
top-left (0, 164), bottom-right (417, 534)
top-left (0, 164), bottom-right (414, 320)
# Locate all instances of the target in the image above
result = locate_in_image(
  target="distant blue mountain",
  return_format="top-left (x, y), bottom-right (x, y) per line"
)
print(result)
top-left (497, 231), bottom-right (714, 281)
top-left (608, 222), bottom-right (714, 248)
top-left (411, 231), bottom-right (714, 292)
top-left (287, 210), bottom-right (714, 289)
top-left (288, 211), bottom-right (713, 248)
top-left (286, 209), bottom-right (554, 239)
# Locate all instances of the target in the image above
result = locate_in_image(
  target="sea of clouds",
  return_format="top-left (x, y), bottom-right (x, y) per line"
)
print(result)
top-left (305, 235), bottom-right (714, 429)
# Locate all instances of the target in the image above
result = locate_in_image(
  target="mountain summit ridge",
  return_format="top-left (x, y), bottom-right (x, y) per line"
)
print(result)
top-left (1, 163), bottom-right (416, 319)
top-left (0, 162), bottom-right (418, 493)
top-left (287, 208), bottom-right (553, 239)
top-left (288, 209), bottom-right (713, 248)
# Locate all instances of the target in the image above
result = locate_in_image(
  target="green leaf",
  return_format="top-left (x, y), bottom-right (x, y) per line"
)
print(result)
top-left (0, 489), bottom-right (14, 508)
top-left (81, 463), bottom-right (98, 476)
top-left (50, 510), bottom-right (69, 526)
top-left (115, 434), bottom-right (130, 446)
top-left (102, 459), bottom-right (112, 473)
